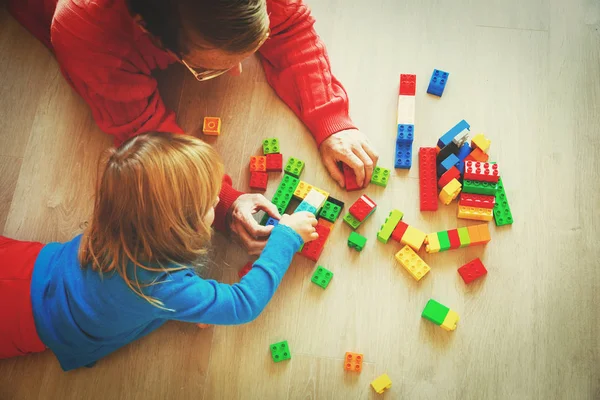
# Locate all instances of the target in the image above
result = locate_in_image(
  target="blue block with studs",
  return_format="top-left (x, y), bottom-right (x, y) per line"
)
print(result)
top-left (427, 69), bottom-right (449, 97)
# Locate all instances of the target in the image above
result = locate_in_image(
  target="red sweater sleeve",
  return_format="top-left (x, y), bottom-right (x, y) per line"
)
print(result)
top-left (259, 0), bottom-right (357, 146)
top-left (213, 175), bottom-right (244, 233)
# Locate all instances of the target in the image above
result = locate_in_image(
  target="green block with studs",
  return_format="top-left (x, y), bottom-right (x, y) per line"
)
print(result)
top-left (261, 174), bottom-right (300, 224)
top-left (270, 340), bottom-right (291, 362)
top-left (462, 179), bottom-right (498, 196)
top-left (262, 138), bottom-right (280, 155)
top-left (284, 157), bottom-right (305, 178)
top-left (493, 177), bottom-right (514, 226)
top-left (311, 266), bottom-right (333, 289)
top-left (319, 201), bottom-right (342, 222)
top-left (371, 166), bottom-right (391, 187)
top-left (421, 299), bottom-right (450, 326)
top-left (348, 231), bottom-right (367, 252)
top-left (343, 212), bottom-right (361, 230)
top-left (377, 209), bottom-right (403, 244)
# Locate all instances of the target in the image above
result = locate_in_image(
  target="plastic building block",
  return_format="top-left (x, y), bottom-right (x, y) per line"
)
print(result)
top-left (462, 179), bottom-right (497, 196)
top-left (270, 341), bottom-right (291, 362)
top-left (371, 166), bottom-right (391, 187)
top-left (427, 69), bottom-right (449, 97)
top-left (377, 209), bottom-right (403, 244)
top-left (304, 189), bottom-right (327, 210)
top-left (262, 138), bottom-right (280, 155)
top-left (391, 221), bottom-right (409, 242)
top-left (438, 154), bottom-right (460, 176)
top-left (397, 95), bottom-right (415, 125)
top-left (317, 218), bottom-right (333, 230)
top-left (457, 227), bottom-right (470, 248)
top-left (447, 229), bottom-right (461, 249)
top-left (464, 161), bottom-right (500, 183)
top-left (458, 258), bottom-right (488, 284)
top-left (349, 195), bottom-right (377, 222)
top-left (467, 225), bottom-right (481, 245)
top-left (439, 178), bottom-right (462, 205)
top-left (265, 217), bottom-right (279, 227)
top-left (436, 141), bottom-right (459, 163)
top-left (299, 224), bottom-right (331, 261)
top-left (344, 352), bottom-right (363, 372)
top-left (400, 225), bottom-right (426, 252)
top-left (284, 157), bottom-right (305, 178)
top-left (458, 205), bottom-right (493, 221)
top-left (343, 213), bottom-right (361, 230)
top-left (348, 231), bottom-right (367, 252)
top-left (422, 299), bottom-right (449, 325)
top-left (250, 156), bottom-right (266, 172)
top-left (371, 373), bottom-right (392, 394)
top-left (249, 171), bottom-right (268, 191)
top-left (266, 153), bottom-right (283, 172)
top-left (311, 266), bottom-right (333, 289)
top-left (295, 201), bottom-right (317, 215)
top-left (459, 193), bottom-right (495, 209)
top-left (399, 73), bottom-right (416, 96)
top-left (394, 141), bottom-right (412, 169)
top-left (456, 142), bottom-right (472, 174)
top-left (494, 177), bottom-right (514, 226)
top-left (425, 232), bottom-right (440, 253)
top-left (452, 128), bottom-right (469, 147)
top-left (438, 166), bottom-right (460, 189)
top-left (471, 133), bottom-right (491, 153)
top-left (327, 196), bottom-right (345, 209)
top-left (438, 120), bottom-right (470, 148)
top-left (396, 124), bottom-right (414, 143)
top-left (271, 174), bottom-right (300, 214)
top-left (319, 201), bottom-right (342, 223)
top-left (440, 310), bottom-right (459, 331)
top-left (395, 245), bottom-right (430, 281)
top-left (419, 147), bottom-right (438, 211)
top-left (294, 181), bottom-right (314, 200)
top-left (465, 147), bottom-right (489, 162)
top-left (437, 231), bottom-right (451, 251)
top-left (343, 163), bottom-right (361, 191)
top-left (202, 117), bottom-right (221, 135)
top-left (238, 261), bottom-right (253, 278)
top-left (476, 223), bottom-right (491, 244)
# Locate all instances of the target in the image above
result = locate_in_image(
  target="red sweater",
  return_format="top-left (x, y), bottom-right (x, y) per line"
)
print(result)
top-left (8, 0), bottom-right (357, 230)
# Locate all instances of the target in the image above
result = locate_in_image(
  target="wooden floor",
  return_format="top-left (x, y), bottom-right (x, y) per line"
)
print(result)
top-left (1, 0), bottom-right (599, 399)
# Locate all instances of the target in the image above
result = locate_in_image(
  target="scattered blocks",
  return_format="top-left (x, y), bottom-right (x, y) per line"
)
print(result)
top-left (202, 117), bottom-right (221, 135)
top-left (311, 266), bottom-right (333, 289)
top-left (458, 258), bottom-right (488, 284)
top-left (419, 147), bottom-right (438, 211)
top-left (438, 120), bottom-right (470, 148)
top-left (464, 161), bottom-right (500, 183)
top-left (348, 231), bottom-right (367, 252)
top-left (371, 373), bottom-right (392, 394)
top-left (319, 201), bottom-right (343, 223)
top-left (400, 225), bottom-right (426, 252)
top-left (343, 163), bottom-right (361, 191)
top-left (299, 223), bottom-right (331, 261)
top-left (391, 221), bottom-right (409, 242)
top-left (249, 171), bottom-right (268, 191)
top-left (343, 213), bottom-right (362, 230)
top-left (399, 73), bottom-right (416, 96)
top-left (349, 194), bottom-right (377, 222)
top-left (439, 178), bottom-right (462, 205)
top-left (395, 245), bottom-right (430, 281)
top-left (238, 261), bottom-right (253, 278)
top-left (422, 299), bottom-right (459, 331)
top-left (458, 205), bottom-right (493, 221)
top-left (494, 177), bottom-right (514, 226)
top-left (270, 340), bottom-right (291, 362)
top-left (250, 156), bottom-right (267, 172)
top-left (284, 157), bottom-right (305, 178)
top-left (462, 179), bottom-right (497, 196)
top-left (427, 69), bottom-right (449, 97)
top-left (262, 138), bottom-right (280, 154)
top-left (377, 209), bottom-right (403, 244)
top-left (459, 193), bottom-right (495, 209)
top-left (371, 166), bottom-right (390, 187)
top-left (344, 352), bottom-right (363, 372)
top-left (266, 153), bottom-right (283, 172)
top-left (471, 133), bottom-right (491, 153)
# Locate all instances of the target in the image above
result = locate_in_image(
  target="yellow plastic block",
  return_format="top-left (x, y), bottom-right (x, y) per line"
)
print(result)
top-left (401, 225), bottom-right (426, 251)
top-left (293, 181), bottom-right (313, 200)
top-left (458, 205), bottom-right (493, 221)
top-left (477, 223), bottom-right (491, 243)
top-left (371, 373), bottom-right (392, 394)
top-left (439, 178), bottom-right (462, 205)
top-left (202, 117), bottom-right (221, 135)
top-left (471, 133), bottom-right (491, 153)
top-left (440, 310), bottom-right (460, 331)
top-left (425, 233), bottom-right (440, 253)
top-left (395, 245), bottom-right (430, 281)
top-left (314, 187), bottom-right (329, 199)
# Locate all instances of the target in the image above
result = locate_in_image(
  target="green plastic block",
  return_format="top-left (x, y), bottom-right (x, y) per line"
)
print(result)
top-left (319, 201), bottom-right (342, 222)
top-left (462, 179), bottom-right (498, 196)
top-left (262, 138), bottom-right (280, 155)
top-left (270, 173), bottom-right (300, 214)
top-left (377, 209), bottom-right (404, 244)
top-left (348, 231), bottom-right (367, 252)
top-left (437, 231), bottom-right (451, 251)
top-left (311, 266), bottom-right (333, 289)
top-left (284, 157), bottom-right (305, 178)
top-left (493, 177), bottom-right (513, 226)
top-left (371, 166), bottom-right (391, 187)
top-left (457, 227), bottom-right (470, 248)
top-left (270, 340), bottom-right (291, 362)
top-left (422, 299), bottom-right (450, 326)
top-left (343, 212), bottom-right (361, 230)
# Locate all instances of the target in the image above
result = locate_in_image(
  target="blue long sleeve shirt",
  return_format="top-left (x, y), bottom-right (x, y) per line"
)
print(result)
top-left (30, 224), bottom-right (302, 371)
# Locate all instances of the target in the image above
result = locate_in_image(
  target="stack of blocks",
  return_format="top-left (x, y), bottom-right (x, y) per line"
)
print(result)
top-left (249, 138), bottom-right (283, 192)
top-left (422, 299), bottom-right (459, 331)
top-left (344, 194), bottom-right (377, 230)
top-left (458, 160), bottom-right (499, 221)
top-left (395, 74), bottom-right (416, 169)
top-left (424, 223), bottom-right (491, 253)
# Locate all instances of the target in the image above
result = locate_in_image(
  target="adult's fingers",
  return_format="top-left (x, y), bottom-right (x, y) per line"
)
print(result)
top-left (238, 210), bottom-right (273, 238)
top-left (235, 222), bottom-right (268, 255)
top-left (340, 151), bottom-right (365, 186)
top-left (362, 141), bottom-right (379, 168)
top-left (353, 146), bottom-right (374, 187)
top-left (322, 154), bottom-right (345, 187)
top-left (253, 195), bottom-right (282, 220)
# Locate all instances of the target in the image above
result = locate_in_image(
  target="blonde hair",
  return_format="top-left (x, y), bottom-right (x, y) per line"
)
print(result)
top-left (79, 132), bottom-right (224, 307)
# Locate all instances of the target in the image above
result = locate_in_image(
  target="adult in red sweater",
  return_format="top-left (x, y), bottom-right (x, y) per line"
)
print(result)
top-left (8, 0), bottom-right (379, 253)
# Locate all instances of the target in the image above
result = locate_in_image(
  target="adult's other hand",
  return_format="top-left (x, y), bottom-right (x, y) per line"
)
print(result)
top-left (228, 194), bottom-right (281, 255)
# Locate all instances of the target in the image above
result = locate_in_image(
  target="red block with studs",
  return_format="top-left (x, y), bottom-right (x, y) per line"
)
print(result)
top-left (459, 193), bottom-right (495, 209)
top-left (419, 147), bottom-right (438, 211)
top-left (438, 166), bottom-right (461, 189)
top-left (343, 163), bottom-right (361, 191)
top-left (464, 161), bottom-right (500, 183)
top-left (399, 74), bottom-right (416, 96)
top-left (344, 352), bottom-right (363, 372)
top-left (447, 229), bottom-right (461, 249)
top-left (238, 261), bottom-right (253, 278)
top-left (250, 156), bottom-right (266, 172)
top-left (249, 171), bottom-right (268, 191)
top-left (266, 153), bottom-right (283, 172)
top-left (458, 258), bottom-right (488, 284)
top-left (349, 194), bottom-right (377, 222)
top-left (391, 221), bottom-right (409, 242)
top-left (464, 147), bottom-right (489, 162)
top-left (299, 224), bottom-right (331, 261)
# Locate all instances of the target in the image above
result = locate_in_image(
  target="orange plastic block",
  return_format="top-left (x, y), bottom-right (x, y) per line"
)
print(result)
top-left (202, 117), bottom-right (221, 135)
top-left (250, 156), bottom-right (267, 172)
top-left (344, 352), bottom-right (363, 372)
top-left (464, 147), bottom-right (489, 162)
top-left (467, 225), bottom-right (481, 245)
top-left (477, 223), bottom-right (491, 244)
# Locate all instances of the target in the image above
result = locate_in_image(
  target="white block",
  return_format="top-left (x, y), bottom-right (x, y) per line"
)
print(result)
top-left (303, 189), bottom-right (327, 210)
top-left (397, 95), bottom-right (415, 125)
top-left (452, 129), bottom-right (470, 147)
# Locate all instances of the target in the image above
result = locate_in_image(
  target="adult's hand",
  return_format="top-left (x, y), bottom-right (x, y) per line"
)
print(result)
top-left (319, 129), bottom-right (379, 188)
top-left (228, 194), bottom-right (281, 255)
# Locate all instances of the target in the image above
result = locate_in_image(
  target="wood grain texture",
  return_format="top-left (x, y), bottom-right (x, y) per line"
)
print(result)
top-left (1, 0), bottom-right (599, 399)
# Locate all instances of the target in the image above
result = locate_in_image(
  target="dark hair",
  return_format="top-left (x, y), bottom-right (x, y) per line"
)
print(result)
top-left (125, 0), bottom-right (268, 56)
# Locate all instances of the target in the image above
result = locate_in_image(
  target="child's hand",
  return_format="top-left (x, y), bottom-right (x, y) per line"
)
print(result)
top-left (279, 212), bottom-right (319, 243)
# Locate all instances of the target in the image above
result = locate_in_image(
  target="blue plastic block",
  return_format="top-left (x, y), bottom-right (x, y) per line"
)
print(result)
top-left (437, 120), bottom-right (470, 148)
top-left (394, 141), bottom-right (412, 169)
top-left (265, 217), bottom-right (280, 227)
top-left (436, 141), bottom-right (459, 163)
top-left (437, 154), bottom-right (460, 176)
top-left (396, 124), bottom-right (414, 144)
top-left (295, 201), bottom-right (317, 215)
top-left (427, 69), bottom-right (449, 97)
top-left (456, 142), bottom-right (472, 174)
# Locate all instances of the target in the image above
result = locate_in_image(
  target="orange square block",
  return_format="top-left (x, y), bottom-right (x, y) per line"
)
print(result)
top-left (250, 156), bottom-right (267, 172)
top-left (344, 352), bottom-right (363, 372)
top-left (203, 117), bottom-right (221, 135)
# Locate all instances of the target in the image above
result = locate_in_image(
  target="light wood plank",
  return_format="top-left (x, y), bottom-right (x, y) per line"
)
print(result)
top-left (0, 155), bottom-right (22, 232)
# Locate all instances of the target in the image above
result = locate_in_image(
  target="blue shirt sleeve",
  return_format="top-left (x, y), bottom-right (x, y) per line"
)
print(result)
top-left (152, 224), bottom-right (302, 324)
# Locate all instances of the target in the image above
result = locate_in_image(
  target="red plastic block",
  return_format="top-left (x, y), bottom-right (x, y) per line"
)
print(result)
top-left (266, 153), bottom-right (283, 172)
top-left (299, 224), bottom-right (331, 261)
top-left (238, 261), bottom-right (253, 278)
top-left (438, 166), bottom-right (460, 189)
top-left (458, 258), bottom-right (488, 284)
top-left (447, 229), bottom-right (461, 249)
top-left (464, 161), bottom-right (500, 183)
top-left (349, 194), bottom-right (377, 222)
top-left (458, 193), bottom-right (495, 209)
top-left (249, 171), bottom-right (268, 191)
top-left (464, 148), bottom-right (489, 162)
top-left (391, 221), bottom-right (409, 242)
top-left (419, 147), bottom-right (438, 211)
top-left (343, 163), bottom-right (361, 191)
top-left (399, 74), bottom-right (416, 96)
top-left (250, 156), bottom-right (266, 172)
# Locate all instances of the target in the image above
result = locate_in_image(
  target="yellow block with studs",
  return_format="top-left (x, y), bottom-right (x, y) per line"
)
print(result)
top-left (457, 205), bottom-right (493, 221)
top-left (439, 178), bottom-right (462, 205)
top-left (471, 133), bottom-right (491, 153)
top-left (293, 181), bottom-right (329, 200)
top-left (371, 373), bottom-right (392, 394)
top-left (425, 232), bottom-right (440, 253)
top-left (395, 245), bottom-right (430, 281)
